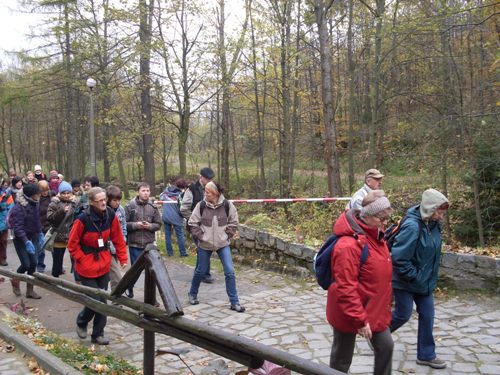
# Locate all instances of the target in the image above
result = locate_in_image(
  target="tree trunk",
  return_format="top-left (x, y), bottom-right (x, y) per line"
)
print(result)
top-left (347, 0), bottom-right (355, 193)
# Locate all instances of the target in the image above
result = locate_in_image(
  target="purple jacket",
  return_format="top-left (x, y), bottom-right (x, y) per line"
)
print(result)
top-left (11, 192), bottom-right (41, 243)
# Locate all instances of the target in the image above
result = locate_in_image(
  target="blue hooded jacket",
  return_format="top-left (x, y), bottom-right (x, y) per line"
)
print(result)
top-left (0, 188), bottom-right (14, 232)
top-left (159, 186), bottom-right (184, 227)
top-left (391, 205), bottom-right (443, 295)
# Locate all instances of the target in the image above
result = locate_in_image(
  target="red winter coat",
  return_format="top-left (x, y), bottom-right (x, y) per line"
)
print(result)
top-left (68, 207), bottom-right (128, 278)
top-left (326, 210), bottom-right (392, 333)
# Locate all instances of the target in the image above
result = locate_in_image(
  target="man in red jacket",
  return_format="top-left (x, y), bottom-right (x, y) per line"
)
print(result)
top-left (67, 187), bottom-right (128, 345)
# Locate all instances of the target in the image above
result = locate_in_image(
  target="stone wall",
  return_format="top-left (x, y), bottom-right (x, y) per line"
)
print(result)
top-left (231, 225), bottom-right (500, 292)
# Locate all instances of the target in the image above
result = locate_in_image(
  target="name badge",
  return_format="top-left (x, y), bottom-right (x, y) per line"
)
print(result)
top-left (98, 238), bottom-right (105, 248)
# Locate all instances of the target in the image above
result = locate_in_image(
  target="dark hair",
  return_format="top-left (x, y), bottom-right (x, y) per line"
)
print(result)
top-left (11, 176), bottom-right (22, 186)
top-left (174, 178), bottom-right (188, 190)
top-left (137, 182), bottom-right (150, 191)
top-left (71, 179), bottom-right (81, 188)
top-left (106, 185), bottom-right (123, 202)
top-left (84, 176), bottom-right (100, 187)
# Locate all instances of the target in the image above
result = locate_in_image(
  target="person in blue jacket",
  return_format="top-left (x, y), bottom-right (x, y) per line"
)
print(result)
top-left (390, 188), bottom-right (450, 370)
top-left (160, 179), bottom-right (188, 257)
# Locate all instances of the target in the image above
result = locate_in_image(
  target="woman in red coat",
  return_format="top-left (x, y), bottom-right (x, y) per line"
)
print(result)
top-left (67, 187), bottom-right (128, 345)
top-left (327, 190), bottom-right (393, 375)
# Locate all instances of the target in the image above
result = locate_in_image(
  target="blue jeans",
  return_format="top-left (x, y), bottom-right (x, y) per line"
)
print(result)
top-left (127, 246), bottom-right (144, 293)
top-left (192, 237), bottom-right (211, 278)
top-left (36, 237), bottom-right (46, 272)
top-left (13, 237), bottom-right (38, 275)
top-left (164, 223), bottom-right (187, 256)
top-left (189, 246), bottom-right (239, 305)
top-left (390, 289), bottom-right (436, 361)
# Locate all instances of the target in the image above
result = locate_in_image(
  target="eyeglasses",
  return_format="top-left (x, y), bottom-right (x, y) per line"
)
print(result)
top-left (375, 215), bottom-right (391, 223)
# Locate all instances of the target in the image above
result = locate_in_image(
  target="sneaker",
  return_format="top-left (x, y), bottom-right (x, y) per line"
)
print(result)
top-left (416, 358), bottom-right (447, 369)
top-left (202, 275), bottom-right (214, 284)
top-left (76, 325), bottom-right (87, 339)
top-left (126, 289), bottom-right (134, 298)
top-left (91, 336), bottom-right (109, 345)
top-left (230, 304), bottom-right (246, 313)
top-left (188, 293), bottom-right (199, 305)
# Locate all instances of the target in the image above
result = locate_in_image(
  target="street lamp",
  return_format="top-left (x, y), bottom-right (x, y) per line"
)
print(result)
top-left (86, 78), bottom-right (97, 177)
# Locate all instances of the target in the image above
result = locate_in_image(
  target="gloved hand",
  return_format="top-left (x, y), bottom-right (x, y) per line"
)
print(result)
top-left (38, 233), bottom-right (45, 247)
top-left (25, 240), bottom-right (36, 254)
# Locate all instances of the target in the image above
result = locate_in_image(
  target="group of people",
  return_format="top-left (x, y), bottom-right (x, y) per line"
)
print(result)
top-left (328, 168), bottom-right (450, 374)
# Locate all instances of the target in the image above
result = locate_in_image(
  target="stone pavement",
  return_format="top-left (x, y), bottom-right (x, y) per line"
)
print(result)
top-left (0, 343), bottom-right (33, 375)
top-left (1, 242), bottom-right (499, 374)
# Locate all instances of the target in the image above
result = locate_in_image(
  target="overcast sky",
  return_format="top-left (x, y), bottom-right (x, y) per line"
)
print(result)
top-left (0, 3), bottom-right (43, 55)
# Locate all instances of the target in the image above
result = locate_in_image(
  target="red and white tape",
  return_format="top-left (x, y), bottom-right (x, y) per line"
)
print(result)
top-left (155, 197), bottom-right (351, 204)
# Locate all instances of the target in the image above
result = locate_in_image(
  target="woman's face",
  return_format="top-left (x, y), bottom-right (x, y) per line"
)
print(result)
top-left (430, 208), bottom-right (447, 222)
top-left (59, 191), bottom-right (72, 202)
top-left (364, 212), bottom-right (391, 229)
top-left (15, 181), bottom-right (22, 189)
top-left (90, 192), bottom-right (107, 213)
top-left (204, 189), bottom-right (218, 204)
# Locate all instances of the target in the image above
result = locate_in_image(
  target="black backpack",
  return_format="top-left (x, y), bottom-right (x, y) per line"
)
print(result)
top-left (199, 199), bottom-right (230, 218)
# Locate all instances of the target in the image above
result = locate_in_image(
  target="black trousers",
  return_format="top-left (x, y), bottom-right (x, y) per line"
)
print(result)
top-left (51, 247), bottom-right (66, 277)
top-left (76, 273), bottom-right (109, 339)
top-left (330, 327), bottom-right (393, 375)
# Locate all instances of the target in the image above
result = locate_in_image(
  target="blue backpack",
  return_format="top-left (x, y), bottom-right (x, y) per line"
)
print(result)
top-left (313, 234), bottom-right (369, 290)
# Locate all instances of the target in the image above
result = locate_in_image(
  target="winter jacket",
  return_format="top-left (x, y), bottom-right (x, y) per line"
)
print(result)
top-left (326, 209), bottom-right (392, 334)
top-left (47, 195), bottom-right (79, 245)
top-left (188, 194), bottom-right (238, 251)
top-left (179, 180), bottom-right (204, 219)
top-left (347, 184), bottom-right (373, 210)
top-left (67, 206), bottom-right (127, 278)
top-left (125, 197), bottom-right (162, 249)
top-left (0, 188), bottom-right (14, 232)
top-left (160, 186), bottom-right (184, 227)
top-left (391, 205), bottom-right (443, 295)
top-left (39, 191), bottom-right (55, 233)
top-left (10, 193), bottom-right (42, 243)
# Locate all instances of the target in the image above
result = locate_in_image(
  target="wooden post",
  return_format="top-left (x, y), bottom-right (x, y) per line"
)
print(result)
top-left (143, 267), bottom-right (155, 375)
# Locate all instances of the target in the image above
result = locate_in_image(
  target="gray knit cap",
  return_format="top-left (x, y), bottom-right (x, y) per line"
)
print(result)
top-left (420, 188), bottom-right (449, 220)
top-left (360, 196), bottom-right (391, 218)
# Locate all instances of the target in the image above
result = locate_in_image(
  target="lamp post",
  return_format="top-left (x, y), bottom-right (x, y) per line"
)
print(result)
top-left (86, 78), bottom-right (97, 176)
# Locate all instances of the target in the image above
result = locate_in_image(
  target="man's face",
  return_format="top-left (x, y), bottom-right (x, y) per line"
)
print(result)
top-left (200, 176), bottom-right (212, 187)
top-left (72, 186), bottom-right (81, 194)
top-left (367, 177), bottom-right (383, 190)
top-left (90, 192), bottom-right (107, 212)
top-left (138, 186), bottom-right (150, 201)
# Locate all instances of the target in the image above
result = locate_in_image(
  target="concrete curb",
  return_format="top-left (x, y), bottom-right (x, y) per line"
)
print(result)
top-left (0, 307), bottom-right (83, 375)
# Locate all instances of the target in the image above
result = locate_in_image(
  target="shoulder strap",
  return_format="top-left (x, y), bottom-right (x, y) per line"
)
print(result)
top-left (199, 200), bottom-right (207, 216)
top-left (199, 200), bottom-right (230, 218)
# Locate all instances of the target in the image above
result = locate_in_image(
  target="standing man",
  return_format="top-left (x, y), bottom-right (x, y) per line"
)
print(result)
top-left (180, 167), bottom-right (215, 283)
top-left (347, 168), bottom-right (384, 210)
top-left (34, 165), bottom-right (47, 181)
top-left (125, 182), bottom-right (162, 298)
top-left (390, 188), bottom-right (450, 370)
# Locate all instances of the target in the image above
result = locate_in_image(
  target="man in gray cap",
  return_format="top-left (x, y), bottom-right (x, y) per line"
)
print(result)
top-left (180, 167), bottom-right (215, 283)
top-left (347, 168), bottom-right (384, 210)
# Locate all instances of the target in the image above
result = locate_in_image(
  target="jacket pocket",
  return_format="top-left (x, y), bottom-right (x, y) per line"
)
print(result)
top-left (217, 216), bottom-right (228, 226)
top-left (201, 217), bottom-right (212, 227)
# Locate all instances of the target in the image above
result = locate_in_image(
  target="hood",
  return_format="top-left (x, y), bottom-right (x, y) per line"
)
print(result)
top-left (164, 186), bottom-right (181, 198)
top-left (420, 188), bottom-right (449, 220)
top-left (204, 193), bottom-right (226, 209)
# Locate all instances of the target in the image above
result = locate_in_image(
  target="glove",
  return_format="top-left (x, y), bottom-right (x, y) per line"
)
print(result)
top-left (38, 233), bottom-right (45, 247)
top-left (25, 240), bottom-right (36, 254)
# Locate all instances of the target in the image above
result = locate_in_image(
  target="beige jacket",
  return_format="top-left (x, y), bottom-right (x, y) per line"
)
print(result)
top-left (188, 194), bottom-right (238, 251)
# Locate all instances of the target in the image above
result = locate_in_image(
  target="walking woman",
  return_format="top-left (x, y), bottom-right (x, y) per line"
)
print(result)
top-left (187, 181), bottom-right (245, 312)
top-left (46, 181), bottom-right (78, 278)
top-left (390, 188), bottom-right (449, 369)
top-left (327, 190), bottom-right (393, 375)
top-left (9, 184), bottom-right (44, 299)
top-left (67, 187), bottom-right (128, 345)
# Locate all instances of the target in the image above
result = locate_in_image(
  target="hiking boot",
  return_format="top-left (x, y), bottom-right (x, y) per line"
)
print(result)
top-left (202, 275), bottom-right (214, 284)
top-left (76, 325), bottom-right (87, 339)
top-left (0, 260), bottom-right (8, 266)
top-left (26, 284), bottom-right (41, 299)
top-left (11, 279), bottom-right (21, 296)
top-left (416, 358), bottom-right (447, 369)
top-left (188, 293), bottom-right (199, 305)
top-left (230, 304), bottom-right (246, 313)
top-left (91, 336), bottom-right (109, 345)
top-left (126, 289), bottom-right (134, 298)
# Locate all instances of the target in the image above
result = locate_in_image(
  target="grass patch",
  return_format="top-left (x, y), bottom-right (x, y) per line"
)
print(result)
top-left (4, 315), bottom-right (138, 374)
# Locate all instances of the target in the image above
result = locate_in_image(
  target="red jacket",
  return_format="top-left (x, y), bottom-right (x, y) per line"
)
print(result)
top-left (68, 207), bottom-right (128, 278)
top-left (326, 210), bottom-right (392, 333)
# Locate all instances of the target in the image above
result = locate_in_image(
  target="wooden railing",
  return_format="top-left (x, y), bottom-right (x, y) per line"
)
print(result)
top-left (0, 244), bottom-right (340, 375)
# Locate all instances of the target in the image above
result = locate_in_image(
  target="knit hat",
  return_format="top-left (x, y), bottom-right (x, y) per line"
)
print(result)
top-left (58, 181), bottom-right (72, 193)
top-left (71, 179), bottom-right (81, 188)
top-left (200, 167), bottom-right (215, 179)
top-left (49, 170), bottom-right (58, 179)
top-left (34, 165), bottom-right (42, 173)
top-left (420, 188), bottom-right (449, 220)
top-left (360, 196), bottom-right (391, 218)
top-left (23, 183), bottom-right (41, 198)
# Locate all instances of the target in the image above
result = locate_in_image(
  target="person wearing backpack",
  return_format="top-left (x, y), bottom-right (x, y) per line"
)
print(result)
top-left (187, 181), bottom-right (245, 312)
top-left (390, 188), bottom-right (449, 370)
top-left (160, 178), bottom-right (188, 257)
top-left (67, 187), bottom-right (128, 345)
top-left (327, 190), bottom-right (393, 375)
